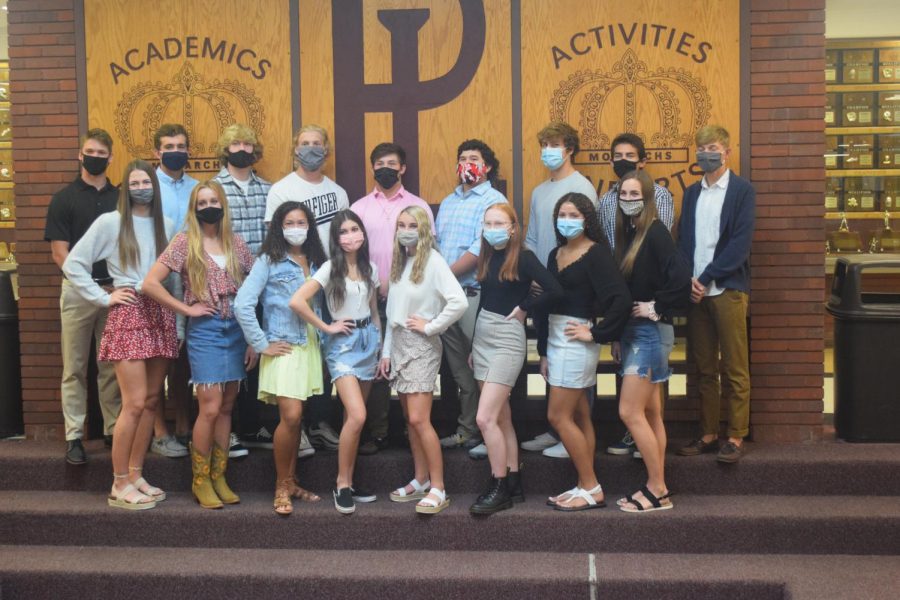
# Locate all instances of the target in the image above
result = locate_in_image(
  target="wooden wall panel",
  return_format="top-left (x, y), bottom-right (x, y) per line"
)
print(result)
top-left (83, 0), bottom-right (293, 184)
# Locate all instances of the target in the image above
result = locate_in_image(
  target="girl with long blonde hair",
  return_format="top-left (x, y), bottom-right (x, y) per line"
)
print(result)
top-left (63, 160), bottom-right (177, 509)
top-left (376, 205), bottom-right (466, 514)
top-left (143, 180), bottom-right (256, 510)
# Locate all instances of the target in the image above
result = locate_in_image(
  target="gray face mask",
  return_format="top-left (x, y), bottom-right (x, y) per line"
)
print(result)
top-left (295, 145), bottom-right (326, 171)
top-left (696, 151), bottom-right (723, 173)
top-left (129, 188), bottom-right (154, 205)
top-left (618, 200), bottom-right (644, 217)
top-left (397, 229), bottom-right (419, 248)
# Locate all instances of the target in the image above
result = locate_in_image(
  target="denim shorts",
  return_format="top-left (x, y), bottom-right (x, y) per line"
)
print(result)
top-left (187, 314), bottom-right (248, 386)
top-left (619, 318), bottom-right (675, 383)
top-left (323, 322), bottom-right (379, 382)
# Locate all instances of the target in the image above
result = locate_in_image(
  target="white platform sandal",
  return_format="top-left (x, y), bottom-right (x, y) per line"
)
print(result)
top-left (389, 478), bottom-right (430, 503)
top-left (108, 474), bottom-right (156, 511)
top-left (415, 488), bottom-right (450, 515)
top-left (130, 466), bottom-right (166, 502)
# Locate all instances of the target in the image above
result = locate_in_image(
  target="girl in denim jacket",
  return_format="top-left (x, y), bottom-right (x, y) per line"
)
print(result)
top-left (235, 201), bottom-right (328, 516)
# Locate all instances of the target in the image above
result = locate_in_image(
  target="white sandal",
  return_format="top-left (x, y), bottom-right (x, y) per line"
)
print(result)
top-left (546, 486), bottom-right (579, 506)
top-left (415, 488), bottom-right (450, 514)
top-left (130, 466), bottom-right (166, 502)
top-left (108, 474), bottom-right (156, 511)
top-left (390, 478), bottom-right (430, 503)
top-left (553, 484), bottom-right (606, 512)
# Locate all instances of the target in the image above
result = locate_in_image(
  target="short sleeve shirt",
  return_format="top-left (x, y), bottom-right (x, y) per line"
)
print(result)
top-left (311, 260), bottom-right (379, 321)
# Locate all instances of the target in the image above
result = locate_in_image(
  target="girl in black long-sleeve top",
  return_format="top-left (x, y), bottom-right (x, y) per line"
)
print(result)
top-left (537, 192), bottom-right (631, 511)
top-left (613, 170), bottom-right (691, 513)
top-left (469, 202), bottom-right (563, 514)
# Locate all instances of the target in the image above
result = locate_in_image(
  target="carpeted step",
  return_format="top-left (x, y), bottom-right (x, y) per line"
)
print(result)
top-left (2, 491), bottom-right (899, 556)
top-left (1, 439), bottom-right (899, 496)
top-left (0, 546), bottom-right (897, 600)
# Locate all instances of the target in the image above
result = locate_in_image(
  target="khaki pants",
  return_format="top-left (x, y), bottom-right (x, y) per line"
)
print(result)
top-left (688, 289), bottom-right (750, 439)
top-left (59, 279), bottom-right (121, 440)
top-left (440, 290), bottom-right (480, 438)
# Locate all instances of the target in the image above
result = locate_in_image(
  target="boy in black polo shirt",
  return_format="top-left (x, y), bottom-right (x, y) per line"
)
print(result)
top-left (44, 128), bottom-right (122, 464)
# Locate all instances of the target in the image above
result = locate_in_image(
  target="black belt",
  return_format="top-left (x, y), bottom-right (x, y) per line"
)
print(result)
top-left (463, 286), bottom-right (479, 297)
top-left (352, 316), bottom-right (372, 328)
top-left (93, 278), bottom-right (114, 286)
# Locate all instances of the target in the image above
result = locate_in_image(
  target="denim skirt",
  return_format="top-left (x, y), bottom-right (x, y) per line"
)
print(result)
top-left (323, 322), bottom-right (379, 382)
top-left (546, 314), bottom-right (599, 389)
top-left (186, 314), bottom-right (248, 386)
top-left (619, 318), bottom-right (675, 383)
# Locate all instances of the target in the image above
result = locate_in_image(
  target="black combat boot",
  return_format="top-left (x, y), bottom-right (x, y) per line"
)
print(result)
top-left (469, 476), bottom-right (513, 515)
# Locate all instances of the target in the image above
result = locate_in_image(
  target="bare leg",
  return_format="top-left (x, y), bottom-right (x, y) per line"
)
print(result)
top-left (619, 374), bottom-right (668, 501)
top-left (335, 376), bottom-right (370, 489)
top-left (274, 397), bottom-right (303, 483)
top-left (498, 400), bottom-right (518, 472)
top-left (400, 394), bottom-right (429, 485)
top-left (548, 385), bottom-right (603, 507)
top-left (213, 381), bottom-right (241, 450)
top-left (475, 382), bottom-right (513, 477)
top-left (193, 385), bottom-right (224, 455)
top-left (129, 357), bottom-right (170, 479)
top-left (111, 360), bottom-right (147, 492)
top-left (406, 392), bottom-right (443, 500)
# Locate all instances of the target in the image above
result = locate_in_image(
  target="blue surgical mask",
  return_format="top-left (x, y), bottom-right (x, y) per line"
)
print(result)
top-left (541, 147), bottom-right (565, 170)
top-left (556, 218), bottom-right (585, 240)
top-left (483, 227), bottom-right (511, 248)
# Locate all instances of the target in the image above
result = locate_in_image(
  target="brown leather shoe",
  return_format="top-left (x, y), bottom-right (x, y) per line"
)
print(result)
top-left (716, 441), bottom-right (745, 463)
top-left (677, 438), bottom-right (720, 456)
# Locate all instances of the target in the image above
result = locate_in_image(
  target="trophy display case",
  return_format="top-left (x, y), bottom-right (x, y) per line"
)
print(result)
top-left (826, 40), bottom-right (900, 253)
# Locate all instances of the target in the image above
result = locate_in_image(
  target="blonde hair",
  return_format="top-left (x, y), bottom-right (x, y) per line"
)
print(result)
top-left (476, 202), bottom-right (522, 283)
top-left (695, 125), bottom-right (730, 148)
top-left (293, 124), bottom-right (330, 153)
top-left (614, 170), bottom-right (660, 278)
top-left (216, 123), bottom-right (263, 164)
top-left (184, 180), bottom-right (245, 301)
top-left (390, 205), bottom-right (436, 285)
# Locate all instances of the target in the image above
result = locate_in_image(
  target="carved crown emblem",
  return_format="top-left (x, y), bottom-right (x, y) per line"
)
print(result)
top-left (114, 63), bottom-right (265, 156)
top-left (550, 49), bottom-right (711, 150)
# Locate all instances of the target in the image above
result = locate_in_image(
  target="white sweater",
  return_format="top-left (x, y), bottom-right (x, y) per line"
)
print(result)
top-left (382, 248), bottom-right (467, 358)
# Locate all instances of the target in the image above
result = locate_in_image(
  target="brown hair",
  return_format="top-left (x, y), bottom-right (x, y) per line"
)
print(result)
top-left (537, 122), bottom-right (580, 159)
top-left (614, 170), bottom-right (659, 278)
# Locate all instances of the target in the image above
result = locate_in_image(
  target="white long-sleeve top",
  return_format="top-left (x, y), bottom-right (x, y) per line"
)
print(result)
top-left (382, 247), bottom-right (467, 358)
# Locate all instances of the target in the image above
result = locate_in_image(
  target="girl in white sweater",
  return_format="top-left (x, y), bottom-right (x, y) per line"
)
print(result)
top-left (377, 205), bottom-right (467, 514)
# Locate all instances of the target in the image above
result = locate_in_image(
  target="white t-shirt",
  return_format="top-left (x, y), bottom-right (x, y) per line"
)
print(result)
top-left (311, 259), bottom-right (379, 321)
top-left (265, 172), bottom-right (350, 256)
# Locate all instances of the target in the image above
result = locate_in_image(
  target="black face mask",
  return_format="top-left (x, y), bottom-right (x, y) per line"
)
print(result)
top-left (196, 206), bottom-right (224, 225)
top-left (226, 150), bottom-right (256, 169)
top-left (81, 155), bottom-right (109, 176)
top-left (161, 151), bottom-right (189, 172)
top-left (373, 167), bottom-right (400, 190)
top-left (612, 158), bottom-right (639, 179)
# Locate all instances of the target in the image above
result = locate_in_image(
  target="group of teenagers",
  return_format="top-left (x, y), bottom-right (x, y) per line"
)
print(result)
top-left (47, 118), bottom-right (755, 518)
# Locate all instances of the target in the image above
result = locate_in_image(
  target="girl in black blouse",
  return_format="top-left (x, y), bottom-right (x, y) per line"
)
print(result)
top-left (469, 202), bottom-right (562, 514)
top-left (537, 192), bottom-right (631, 511)
top-left (613, 170), bottom-right (691, 512)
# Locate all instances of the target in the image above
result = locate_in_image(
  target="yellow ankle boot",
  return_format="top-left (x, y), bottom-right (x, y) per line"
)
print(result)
top-left (210, 443), bottom-right (240, 504)
top-left (190, 443), bottom-right (223, 509)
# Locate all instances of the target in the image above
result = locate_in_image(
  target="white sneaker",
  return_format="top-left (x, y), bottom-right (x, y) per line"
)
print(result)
top-left (633, 449), bottom-right (643, 459)
top-left (298, 430), bottom-right (315, 458)
top-left (520, 432), bottom-right (558, 452)
top-left (542, 441), bottom-right (570, 459)
top-left (467, 442), bottom-right (488, 459)
top-left (150, 435), bottom-right (189, 458)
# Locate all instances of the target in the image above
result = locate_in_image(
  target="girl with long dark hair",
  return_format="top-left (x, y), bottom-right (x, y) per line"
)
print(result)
top-left (64, 160), bottom-right (177, 510)
top-left (289, 209), bottom-right (381, 514)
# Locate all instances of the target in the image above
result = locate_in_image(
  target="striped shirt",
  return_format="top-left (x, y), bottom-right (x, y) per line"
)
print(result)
top-left (599, 182), bottom-right (675, 251)
top-left (212, 167), bottom-right (272, 255)
top-left (435, 180), bottom-right (508, 288)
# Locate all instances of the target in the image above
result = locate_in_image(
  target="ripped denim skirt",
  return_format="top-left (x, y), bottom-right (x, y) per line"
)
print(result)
top-left (618, 318), bottom-right (674, 384)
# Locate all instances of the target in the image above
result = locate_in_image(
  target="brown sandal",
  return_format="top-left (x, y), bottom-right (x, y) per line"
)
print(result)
top-left (292, 477), bottom-right (321, 502)
top-left (274, 479), bottom-right (293, 516)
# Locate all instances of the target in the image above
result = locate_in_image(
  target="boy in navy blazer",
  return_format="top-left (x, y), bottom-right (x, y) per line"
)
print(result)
top-left (675, 125), bottom-right (755, 463)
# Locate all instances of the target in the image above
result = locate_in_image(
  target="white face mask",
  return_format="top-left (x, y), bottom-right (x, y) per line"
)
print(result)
top-left (283, 227), bottom-right (308, 247)
top-left (397, 229), bottom-right (419, 248)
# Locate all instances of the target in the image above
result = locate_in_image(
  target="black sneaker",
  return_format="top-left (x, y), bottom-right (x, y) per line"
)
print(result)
top-left (228, 433), bottom-right (249, 458)
top-left (65, 439), bottom-right (86, 465)
top-left (351, 486), bottom-right (377, 503)
top-left (333, 487), bottom-right (355, 514)
top-left (103, 435), bottom-right (113, 449)
top-left (357, 440), bottom-right (379, 456)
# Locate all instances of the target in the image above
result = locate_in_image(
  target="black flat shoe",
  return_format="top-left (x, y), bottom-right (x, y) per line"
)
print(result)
top-left (65, 440), bottom-right (86, 465)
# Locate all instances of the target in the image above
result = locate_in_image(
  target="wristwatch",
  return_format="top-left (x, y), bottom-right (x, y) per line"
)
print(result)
top-left (647, 301), bottom-right (661, 322)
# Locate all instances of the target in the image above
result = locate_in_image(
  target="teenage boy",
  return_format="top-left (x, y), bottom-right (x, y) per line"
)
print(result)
top-left (519, 122), bottom-right (597, 460)
top-left (44, 128), bottom-right (122, 464)
top-left (351, 143), bottom-right (434, 454)
top-left (676, 125), bottom-right (755, 464)
top-left (598, 133), bottom-right (675, 458)
top-left (435, 139), bottom-right (508, 449)
top-left (150, 123), bottom-right (197, 459)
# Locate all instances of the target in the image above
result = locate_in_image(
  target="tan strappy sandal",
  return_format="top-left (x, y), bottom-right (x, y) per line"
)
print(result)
top-left (274, 478), bottom-right (293, 516)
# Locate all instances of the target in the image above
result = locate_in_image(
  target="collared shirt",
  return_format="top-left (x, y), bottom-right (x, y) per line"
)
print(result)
top-left (351, 185), bottom-right (434, 290)
top-left (599, 182), bottom-right (674, 251)
top-left (44, 176), bottom-right (119, 282)
top-left (435, 180), bottom-right (508, 288)
top-left (157, 167), bottom-right (199, 233)
top-left (212, 167), bottom-right (272, 255)
top-left (693, 169), bottom-right (731, 297)
top-left (525, 170), bottom-right (598, 266)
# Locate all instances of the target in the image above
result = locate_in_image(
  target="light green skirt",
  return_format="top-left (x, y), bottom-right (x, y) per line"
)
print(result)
top-left (257, 324), bottom-right (324, 403)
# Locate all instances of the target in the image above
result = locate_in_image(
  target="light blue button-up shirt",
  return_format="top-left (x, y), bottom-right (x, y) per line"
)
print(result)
top-left (435, 180), bottom-right (508, 288)
top-left (157, 167), bottom-right (199, 233)
top-left (234, 254), bottom-right (322, 353)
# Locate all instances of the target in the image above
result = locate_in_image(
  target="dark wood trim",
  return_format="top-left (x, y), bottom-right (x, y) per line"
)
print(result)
top-left (740, 0), bottom-right (751, 177)
top-left (510, 0), bottom-right (523, 219)
top-left (74, 0), bottom-right (87, 134)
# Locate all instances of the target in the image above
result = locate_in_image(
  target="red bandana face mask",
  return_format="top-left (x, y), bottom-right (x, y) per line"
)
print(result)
top-left (457, 162), bottom-right (485, 185)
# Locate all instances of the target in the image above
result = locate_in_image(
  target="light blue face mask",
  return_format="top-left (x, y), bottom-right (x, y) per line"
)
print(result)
top-left (483, 227), bottom-right (511, 248)
top-left (541, 147), bottom-right (565, 170)
top-left (556, 218), bottom-right (585, 240)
